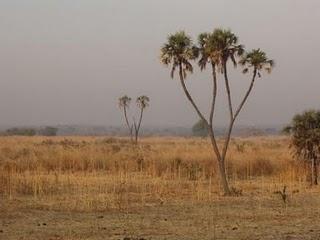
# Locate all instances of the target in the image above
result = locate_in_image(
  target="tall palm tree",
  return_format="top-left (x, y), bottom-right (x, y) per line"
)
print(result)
top-left (134, 95), bottom-right (150, 143)
top-left (119, 95), bottom-right (133, 140)
top-left (160, 30), bottom-right (274, 195)
top-left (161, 31), bottom-right (232, 193)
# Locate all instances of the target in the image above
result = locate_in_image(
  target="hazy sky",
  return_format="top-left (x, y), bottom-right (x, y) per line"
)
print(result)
top-left (0, 0), bottom-right (319, 127)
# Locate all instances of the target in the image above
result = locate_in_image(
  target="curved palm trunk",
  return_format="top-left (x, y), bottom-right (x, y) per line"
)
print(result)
top-left (220, 68), bottom-right (257, 194)
top-left (178, 65), bottom-right (206, 121)
top-left (133, 108), bottom-right (144, 144)
top-left (223, 63), bottom-right (234, 119)
top-left (207, 130), bottom-right (231, 194)
top-left (209, 62), bottom-right (218, 125)
top-left (123, 107), bottom-right (133, 141)
top-left (221, 68), bottom-right (257, 162)
top-left (178, 63), bottom-right (231, 195)
top-left (177, 62), bottom-right (258, 195)
top-left (209, 63), bottom-right (231, 195)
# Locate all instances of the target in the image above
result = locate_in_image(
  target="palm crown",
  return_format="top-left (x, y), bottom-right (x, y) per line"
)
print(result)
top-left (211, 29), bottom-right (244, 69)
top-left (119, 95), bottom-right (131, 108)
top-left (136, 95), bottom-right (150, 109)
top-left (160, 31), bottom-right (198, 79)
top-left (198, 32), bottom-right (217, 70)
top-left (197, 29), bottom-right (244, 72)
top-left (240, 49), bottom-right (274, 76)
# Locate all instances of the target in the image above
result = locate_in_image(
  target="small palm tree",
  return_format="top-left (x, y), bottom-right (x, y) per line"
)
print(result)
top-left (284, 110), bottom-right (320, 185)
top-left (119, 95), bottom-right (133, 140)
top-left (134, 95), bottom-right (150, 143)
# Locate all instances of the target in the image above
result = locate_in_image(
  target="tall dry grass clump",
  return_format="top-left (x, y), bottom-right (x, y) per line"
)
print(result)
top-left (0, 136), bottom-right (310, 211)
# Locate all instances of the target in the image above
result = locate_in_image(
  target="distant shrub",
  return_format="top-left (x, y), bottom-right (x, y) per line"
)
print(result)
top-left (38, 127), bottom-right (58, 136)
top-left (192, 119), bottom-right (208, 137)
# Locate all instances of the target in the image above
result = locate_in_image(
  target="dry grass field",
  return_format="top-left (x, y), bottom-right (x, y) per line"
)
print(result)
top-left (1, 136), bottom-right (320, 240)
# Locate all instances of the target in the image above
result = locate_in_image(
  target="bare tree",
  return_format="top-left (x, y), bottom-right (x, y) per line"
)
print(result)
top-left (160, 30), bottom-right (274, 195)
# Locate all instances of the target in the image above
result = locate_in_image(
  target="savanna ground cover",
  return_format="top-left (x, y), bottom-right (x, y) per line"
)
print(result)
top-left (0, 136), bottom-right (320, 240)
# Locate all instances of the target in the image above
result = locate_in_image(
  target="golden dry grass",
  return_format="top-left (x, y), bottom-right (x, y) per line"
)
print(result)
top-left (1, 136), bottom-right (319, 240)
top-left (0, 136), bottom-right (311, 210)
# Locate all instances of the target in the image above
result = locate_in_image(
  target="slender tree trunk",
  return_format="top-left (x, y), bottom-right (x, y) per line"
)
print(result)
top-left (221, 68), bottom-right (257, 161)
top-left (123, 107), bottom-right (133, 142)
top-left (311, 158), bottom-right (315, 185)
top-left (220, 62), bottom-right (234, 173)
top-left (135, 133), bottom-right (138, 143)
top-left (209, 62), bottom-right (217, 125)
top-left (176, 59), bottom-right (258, 195)
top-left (218, 157), bottom-right (231, 195)
top-left (134, 108), bottom-right (144, 144)
top-left (223, 63), bottom-right (234, 119)
top-left (178, 63), bottom-right (231, 195)
top-left (133, 122), bottom-right (138, 144)
top-left (209, 63), bottom-right (231, 195)
top-left (220, 67), bottom-right (257, 194)
top-left (208, 130), bottom-right (231, 195)
top-left (178, 65), bottom-right (206, 121)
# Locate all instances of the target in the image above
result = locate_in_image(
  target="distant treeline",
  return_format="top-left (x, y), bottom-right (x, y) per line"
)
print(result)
top-left (0, 125), bottom-right (281, 137)
top-left (1, 127), bottom-right (58, 136)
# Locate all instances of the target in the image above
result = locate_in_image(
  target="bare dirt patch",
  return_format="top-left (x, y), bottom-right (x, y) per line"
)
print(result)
top-left (1, 189), bottom-right (320, 240)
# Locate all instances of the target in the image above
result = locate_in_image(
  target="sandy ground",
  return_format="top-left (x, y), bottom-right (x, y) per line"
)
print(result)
top-left (1, 189), bottom-right (320, 240)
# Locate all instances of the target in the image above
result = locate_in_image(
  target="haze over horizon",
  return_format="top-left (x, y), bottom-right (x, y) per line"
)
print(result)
top-left (1, 0), bottom-right (319, 127)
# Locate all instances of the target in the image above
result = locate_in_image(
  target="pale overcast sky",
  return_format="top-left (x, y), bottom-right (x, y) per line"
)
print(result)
top-left (0, 0), bottom-right (319, 127)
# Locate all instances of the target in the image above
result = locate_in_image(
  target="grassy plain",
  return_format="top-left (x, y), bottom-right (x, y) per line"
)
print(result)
top-left (0, 136), bottom-right (319, 239)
